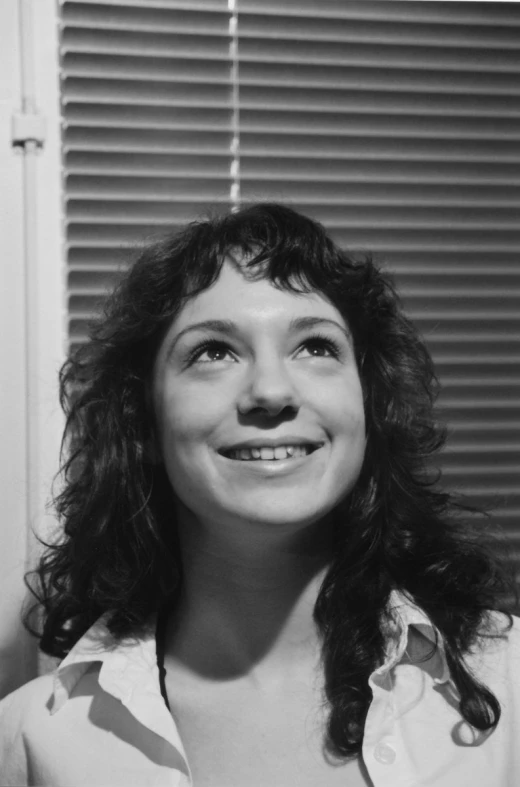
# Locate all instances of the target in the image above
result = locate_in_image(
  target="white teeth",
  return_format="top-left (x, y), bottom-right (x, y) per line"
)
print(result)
top-left (226, 445), bottom-right (314, 461)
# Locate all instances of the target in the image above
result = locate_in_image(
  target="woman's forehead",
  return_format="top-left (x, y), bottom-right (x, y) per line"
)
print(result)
top-left (175, 259), bottom-right (345, 330)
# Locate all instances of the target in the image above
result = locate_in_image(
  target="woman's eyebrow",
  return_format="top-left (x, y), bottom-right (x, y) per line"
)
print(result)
top-left (289, 316), bottom-right (351, 341)
top-left (166, 320), bottom-right (237, 358)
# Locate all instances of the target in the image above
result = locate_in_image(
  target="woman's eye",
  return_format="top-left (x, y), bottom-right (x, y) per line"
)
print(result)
top-left (190, 342), bottom-right (236, 364)
top-left (297, 338), bottom-right (339, 359)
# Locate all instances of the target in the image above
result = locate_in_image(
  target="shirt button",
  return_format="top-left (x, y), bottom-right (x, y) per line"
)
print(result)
top-left (374, 741), bottom-right (396, 764)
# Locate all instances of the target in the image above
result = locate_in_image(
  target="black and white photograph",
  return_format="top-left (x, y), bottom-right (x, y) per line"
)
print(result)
top-left (1, 2), bottom-right (519, 785)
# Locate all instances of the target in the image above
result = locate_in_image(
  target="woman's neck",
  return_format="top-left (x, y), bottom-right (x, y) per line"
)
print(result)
top-left (164, 506), bottom-right (334, 688)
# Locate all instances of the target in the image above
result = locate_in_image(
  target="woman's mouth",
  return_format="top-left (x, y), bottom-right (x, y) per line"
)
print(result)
top-left (220, 444), bottom-right (320, 461)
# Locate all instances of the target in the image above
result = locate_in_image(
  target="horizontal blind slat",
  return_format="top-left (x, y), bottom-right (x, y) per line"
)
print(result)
top-left (238, 1), bottom-right (520, 28)
top-left (64, 0), bottom-right (228, 12)
top-left (63, 55), bottom-right (233, 78)
top-left (239, 85), bottom-right (520, 116)
top-left (65, 176), bottom-right (520, 206)
top-left (62, 6), bottom-right (229, 33)
top-left (238, 39), bottom-right (520, 73)
top-left (64, 127), bottom-right (233, 152)
top-left (238, 16), bottom-right (520, 48)
top-left (238, 62), bottom-right (520, 94)
top-left (64, 104), bottom-right (520, 139)
top-left (62, 32), bottom-right (232, 56)
top-left (65, 151), bottom-right (231, 175)
top-left (63, 78), bottom-right (232, 104)
top-left (67, 201), bottom-right (520, 229)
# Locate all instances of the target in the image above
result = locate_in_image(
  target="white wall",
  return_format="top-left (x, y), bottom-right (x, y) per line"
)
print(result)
top-left (0, 0), bottom-right (64, 698)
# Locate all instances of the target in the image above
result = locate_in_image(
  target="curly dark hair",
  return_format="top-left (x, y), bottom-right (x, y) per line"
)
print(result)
top-left (26, 202), bottom-right (517, 760)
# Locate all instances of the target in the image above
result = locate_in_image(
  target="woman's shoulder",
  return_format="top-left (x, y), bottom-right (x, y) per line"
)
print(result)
top-left (0, 672), bottom-right (56, 722)
top-left (0, 673), bottom-right (54, 713)
top-left (0, 673), bottom-right (57, 786)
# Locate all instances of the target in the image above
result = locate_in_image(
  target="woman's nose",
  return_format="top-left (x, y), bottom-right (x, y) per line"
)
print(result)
top-left (236, 357), bottom-right (301, 417)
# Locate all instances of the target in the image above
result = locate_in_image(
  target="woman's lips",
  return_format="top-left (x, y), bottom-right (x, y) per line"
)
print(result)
top-left (222, 444), bottom-right (316, 461)
top-left (217, 444), bottom-right (324, 475)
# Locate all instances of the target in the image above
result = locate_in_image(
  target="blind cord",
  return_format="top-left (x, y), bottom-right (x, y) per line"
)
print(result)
top-left (229, 0), bottom-right (240, 211)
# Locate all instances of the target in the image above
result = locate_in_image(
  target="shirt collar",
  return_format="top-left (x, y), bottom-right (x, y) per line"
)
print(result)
top-left (383, 589), bottom-right (453, 685)
top-left (52, 612), bottom-right (191, 777)
top-left (51, 590), bottom-right (453, 746)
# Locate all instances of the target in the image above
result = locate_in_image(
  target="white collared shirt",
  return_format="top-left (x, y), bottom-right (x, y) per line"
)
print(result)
top-left (1, 591), bottom-right (519, 787)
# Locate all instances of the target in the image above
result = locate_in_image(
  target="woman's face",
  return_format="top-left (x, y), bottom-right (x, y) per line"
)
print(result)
top-left (151, 259), bottom-right (366, 532)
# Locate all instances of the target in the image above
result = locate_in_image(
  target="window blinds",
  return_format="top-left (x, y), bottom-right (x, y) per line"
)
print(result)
top-left (62, 0), bottom-right (235, 346)
top-left (60, 0), bottom-right (520, 600)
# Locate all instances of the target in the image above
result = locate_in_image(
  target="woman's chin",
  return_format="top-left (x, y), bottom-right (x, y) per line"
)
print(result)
top-left (205, 496), bottom-right (341, 533)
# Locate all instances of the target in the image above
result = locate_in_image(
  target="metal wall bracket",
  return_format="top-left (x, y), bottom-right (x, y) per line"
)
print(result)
top-left (11, 112), bottom-right (46, 148)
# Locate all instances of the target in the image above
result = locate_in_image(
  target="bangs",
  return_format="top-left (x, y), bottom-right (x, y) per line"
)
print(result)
top-left (178, 203), bottom-right (354, 302)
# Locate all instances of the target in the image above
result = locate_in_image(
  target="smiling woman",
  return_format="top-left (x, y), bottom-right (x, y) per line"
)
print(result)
top-left (151, 261), bottom-right (365, 536)
top-left (1, 204), bottom-right (519, 787)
